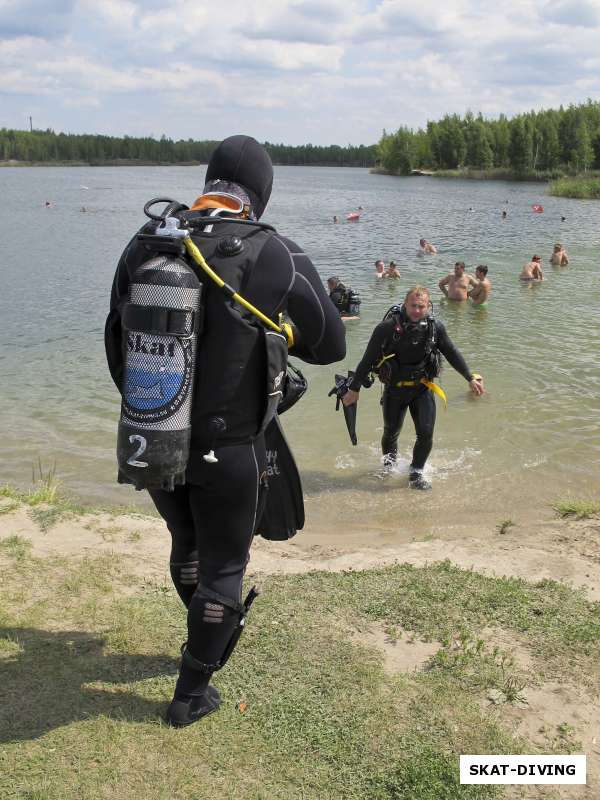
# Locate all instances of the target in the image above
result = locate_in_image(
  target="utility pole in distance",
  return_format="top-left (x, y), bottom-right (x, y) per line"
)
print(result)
top-left (29, 116), bottom-right (33, 132)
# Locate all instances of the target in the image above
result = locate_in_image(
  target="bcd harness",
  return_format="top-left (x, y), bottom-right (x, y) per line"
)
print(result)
top-left (372, 306), bottom-right (448, 407)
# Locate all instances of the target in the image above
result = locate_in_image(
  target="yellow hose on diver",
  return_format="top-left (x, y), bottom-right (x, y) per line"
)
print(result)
top-left (182, 235), bottom-right (294, 346)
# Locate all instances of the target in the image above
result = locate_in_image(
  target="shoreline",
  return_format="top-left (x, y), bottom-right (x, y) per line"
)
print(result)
top-left (0, 159), bottom-right (371, 169)
top-left (371, 165), bottom-right (600, 196)
top-left (370, 165), bottom-right (553, 182)
top-left (2, 489), bottom-right (599, 599)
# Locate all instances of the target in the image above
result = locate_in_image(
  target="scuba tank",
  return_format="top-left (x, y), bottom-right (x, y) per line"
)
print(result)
top-left (117, 249), bottom-right (203, 491)
top-left (345, 289), bottom-right (361, 316)
top-left (115, 196), bottom-right (294, 491)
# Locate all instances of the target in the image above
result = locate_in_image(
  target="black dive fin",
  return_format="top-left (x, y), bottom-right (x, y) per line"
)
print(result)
top-left (328, 370), bottom-right (358, 445)
top-left (256, 415), bottom-right (304, 541)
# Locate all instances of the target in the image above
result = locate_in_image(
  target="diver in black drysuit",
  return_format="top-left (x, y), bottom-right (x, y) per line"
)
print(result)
top-left (346, 289), bottom-right (482, 489)
top-left (328, 279), bottom-right (348, 314)
top-left (105, 135), bottom-right (346, 727)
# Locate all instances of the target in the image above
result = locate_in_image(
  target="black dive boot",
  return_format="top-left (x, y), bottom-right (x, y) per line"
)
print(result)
top-left (166, 586), bottom-right (259, 728)
top-left (166, 649), bottom-right (221, 728)
top-left (408, 469), bottom-right (432, 491)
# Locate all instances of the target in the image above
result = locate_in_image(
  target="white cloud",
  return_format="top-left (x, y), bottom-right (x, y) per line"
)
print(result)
top-left (0, 0), bottom-right (599, 144)
top-left (542, 0), bottom-right (600, 27)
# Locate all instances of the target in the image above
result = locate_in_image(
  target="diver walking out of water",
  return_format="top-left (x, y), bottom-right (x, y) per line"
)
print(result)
top-left (105, 135), bottom-right (346, 727)
top-left (342, 286), bottom-right (484, 490)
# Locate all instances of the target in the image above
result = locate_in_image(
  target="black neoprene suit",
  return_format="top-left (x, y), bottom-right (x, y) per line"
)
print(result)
top-left (106, 226), bottom-right (345, 681)
top-left (350, 317), bottom-right (472, 469)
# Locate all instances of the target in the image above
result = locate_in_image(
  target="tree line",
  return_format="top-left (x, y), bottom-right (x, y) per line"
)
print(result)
top-left (378, 101), bottom-right (600, 176)
top-left (0, 128), bottom-right (377, 167)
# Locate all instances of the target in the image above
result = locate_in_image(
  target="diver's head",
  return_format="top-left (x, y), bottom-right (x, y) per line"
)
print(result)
top-left (404, 286), bottom-right (430, 323)
top-left (327, 276), bottom-right (340, 291)
top-left (475, 264), bottom-right (488, 279)
top-left (204, 135), bottom-right (273, 219)
top-left (454, 261), bottom-right (466, 277)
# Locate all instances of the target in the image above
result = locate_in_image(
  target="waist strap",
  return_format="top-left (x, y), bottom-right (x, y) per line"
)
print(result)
top-left (394, 378), bottom-right (447, 407)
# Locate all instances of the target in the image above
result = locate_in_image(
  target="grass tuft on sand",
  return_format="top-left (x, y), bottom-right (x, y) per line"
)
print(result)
top-left (552, 498), bottom-right (600, 520)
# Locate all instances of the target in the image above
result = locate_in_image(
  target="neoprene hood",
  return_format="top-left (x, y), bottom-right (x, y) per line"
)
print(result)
top-left (205, 135), bottom-right (273, 220)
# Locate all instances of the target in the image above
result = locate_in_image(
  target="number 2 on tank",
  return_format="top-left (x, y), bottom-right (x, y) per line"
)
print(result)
top-left (127, 435), bottom-right (148, 467)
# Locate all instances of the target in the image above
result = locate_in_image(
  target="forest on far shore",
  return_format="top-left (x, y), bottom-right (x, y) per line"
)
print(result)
top-left (0, 130), bottom-right (376, 167)
top-left (3, 100), bottom-right (600, 181)
top-left (377, 100), bottom-right (600, 177)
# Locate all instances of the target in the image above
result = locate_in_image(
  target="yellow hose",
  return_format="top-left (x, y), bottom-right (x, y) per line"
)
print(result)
top-left (183, 236), bottom-right (290, 341)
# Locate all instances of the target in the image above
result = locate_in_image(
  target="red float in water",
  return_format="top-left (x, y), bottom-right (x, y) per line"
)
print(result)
top-left (346, 212), bottom-right (361, 221)
top-left (532, 204), bottom-right (544, 213)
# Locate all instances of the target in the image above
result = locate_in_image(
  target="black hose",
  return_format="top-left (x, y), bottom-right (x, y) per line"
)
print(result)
top-left (143, 197), bottom-right (189, 221)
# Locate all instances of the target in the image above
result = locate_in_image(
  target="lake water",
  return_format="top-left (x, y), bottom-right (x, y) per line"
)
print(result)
top-left (1, 165), bottom-right (599, 545)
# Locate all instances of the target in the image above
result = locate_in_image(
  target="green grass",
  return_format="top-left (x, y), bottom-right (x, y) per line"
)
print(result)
top-left (0, 469), bottom-right (159, 532)
top-left (548, 176), bottom-right (600, 199)
top-left (0, 463), bottom-right (82, 532)
top-left (0, 545), bottom-right (597, 800)
top-left (552, 498), bottom-right (600, 519)
top-left (0, 534), bottom-right (33, 560)
top-left (431, 167), bottom-right (563, 182)
top-left (496, 519), bottom-right (515, 535)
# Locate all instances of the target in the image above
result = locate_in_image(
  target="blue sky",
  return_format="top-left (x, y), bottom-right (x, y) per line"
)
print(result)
top-left (1, 0), bottom-right (599, 145)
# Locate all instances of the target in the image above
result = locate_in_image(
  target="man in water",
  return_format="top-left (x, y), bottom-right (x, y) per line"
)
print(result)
top-left (520, 256), bottom-right (544, 281)
top-left (419, 238), bottom-right (437, 254)
top-left (327, 277), bottom-right (360, 319)
top-left (374, 260), bottom-right (385, 278)
top-left (468, 265), bottom-right (491, 306)
top-left (328, 276), bottom-right (348, 311)
top-left (342, 285), bottom-right (484, 490)
top-left (550, 243), bottom-right (569, 266)
top-left (385, 261), bottom-right (401, 279)
top-left (438, 261), bottom-right (474, 301)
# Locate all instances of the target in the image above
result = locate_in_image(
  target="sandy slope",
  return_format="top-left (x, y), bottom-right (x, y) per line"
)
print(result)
top-left (1, 500), bottom-right (598, 600)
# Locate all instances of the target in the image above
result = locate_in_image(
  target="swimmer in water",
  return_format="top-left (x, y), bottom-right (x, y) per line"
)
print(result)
top-left (550, 242), bottom-right (569, 266)
top-left (384, 261), bottom-right (401, 279)
top-left (520, 256), bottom-right (544, 282)
top-left (418, 238), bottom-right (437, 255)
top-left (333, 215), bottom-right (339, 223)
top-left (374, 259), bottom-right (386, 278)
top-left (502, 210), bottom-right (507, 219)
top-left (468, 265), bottom-right (491, 306)
top-left (438, 261), bottom-right (474, 301)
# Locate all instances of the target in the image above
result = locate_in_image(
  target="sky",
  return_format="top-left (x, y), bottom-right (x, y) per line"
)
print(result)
top-left (1, 0), bottom-right (599, 145)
